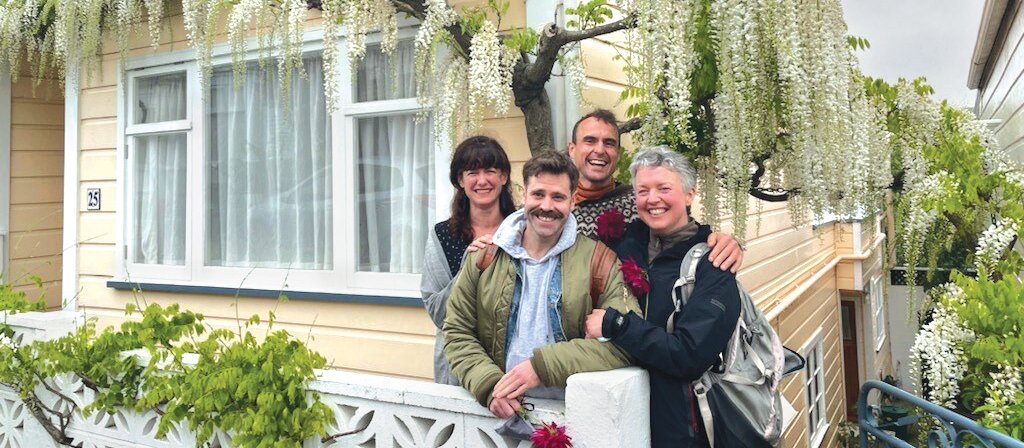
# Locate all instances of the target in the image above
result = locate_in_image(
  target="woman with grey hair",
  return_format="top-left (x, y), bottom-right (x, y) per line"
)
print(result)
top-left (584, 146), bottom-right (742, 447)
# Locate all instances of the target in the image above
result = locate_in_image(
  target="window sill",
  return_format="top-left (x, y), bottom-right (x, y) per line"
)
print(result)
top-left (106, 280), bottom-right (422, 307)
top-left (809, 423), bottom-right (829, 448)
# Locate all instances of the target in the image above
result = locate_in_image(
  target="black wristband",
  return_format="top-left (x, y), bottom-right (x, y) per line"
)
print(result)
top-left (601, 308), bottom-right (627, 340)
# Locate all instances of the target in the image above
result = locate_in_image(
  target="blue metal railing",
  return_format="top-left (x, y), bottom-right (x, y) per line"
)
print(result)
top-left (858, 380), bottom-right (1024, 448)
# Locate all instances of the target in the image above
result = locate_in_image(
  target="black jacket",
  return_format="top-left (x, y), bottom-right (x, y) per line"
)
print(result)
top-left (602, 220), bottom-right (740, 448)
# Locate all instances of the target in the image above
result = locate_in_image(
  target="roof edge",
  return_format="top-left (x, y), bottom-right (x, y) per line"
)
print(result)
top-left (968, 0), bottom-right (1011, 89)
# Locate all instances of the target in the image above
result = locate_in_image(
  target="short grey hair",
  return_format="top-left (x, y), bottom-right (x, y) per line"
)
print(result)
top-left (629, 145), bottom-right (698, 190)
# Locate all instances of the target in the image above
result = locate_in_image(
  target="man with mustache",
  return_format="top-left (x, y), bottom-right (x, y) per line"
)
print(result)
top-left (568, 109), bottom-right (745, 272)
top-left (444, 151), bottom-right (641, 418)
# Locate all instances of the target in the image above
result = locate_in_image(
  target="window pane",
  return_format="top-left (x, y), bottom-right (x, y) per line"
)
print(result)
top-left (355, 113), bottom-right (434, 273)
top-left (133, 133), bottom-right (186, 265)
top-left (134, 72), bottom-right (186, 124)
top-left (355, 40), bottom-right (416, 102)
top-left (206, 56), bottom-right (333, 270)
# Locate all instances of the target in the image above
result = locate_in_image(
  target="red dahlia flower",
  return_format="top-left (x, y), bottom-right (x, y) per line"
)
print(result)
top-left (530, 421), bottom-right (573, 448)
top-left (620, 257), bottom-right (650, 297)
top-left (596, 209), bottom-right (626, 244)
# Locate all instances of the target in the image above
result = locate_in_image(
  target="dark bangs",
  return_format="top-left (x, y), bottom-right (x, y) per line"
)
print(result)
top-left (449, 136), bottom-right (512, 187)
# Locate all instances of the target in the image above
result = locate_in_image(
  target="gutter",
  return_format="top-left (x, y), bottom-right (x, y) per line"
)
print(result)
top-left (765, 234), bottom-right (885, 322)
top-left (968, 0), bottom-right (1010, 90)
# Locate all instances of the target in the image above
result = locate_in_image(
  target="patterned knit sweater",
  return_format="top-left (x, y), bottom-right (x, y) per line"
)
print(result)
top-left (573, 182), bottom-right (638, 239)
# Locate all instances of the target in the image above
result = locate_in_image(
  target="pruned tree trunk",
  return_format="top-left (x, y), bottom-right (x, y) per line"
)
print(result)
top-left (519, 91), bottom-right (556, 154)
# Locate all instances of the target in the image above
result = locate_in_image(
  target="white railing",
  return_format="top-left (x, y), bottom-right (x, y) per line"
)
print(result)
top-left (0, 311), bottom-right (651, 448)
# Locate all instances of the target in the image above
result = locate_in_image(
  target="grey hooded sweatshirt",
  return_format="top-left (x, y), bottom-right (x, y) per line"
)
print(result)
top-left (492, 209), bottom-right (578, 399)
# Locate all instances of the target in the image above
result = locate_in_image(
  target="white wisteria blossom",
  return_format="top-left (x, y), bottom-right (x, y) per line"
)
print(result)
top-left (561, 54), bottom-right (586, 101)
top-left (982, 363), bottom-right (1024, 427)
top-left (467, 20), bottom-right (518, 117)
top-left (975, 218), bottom-right (1021, 275)
top-left (415, 0), bottom-right (457, 51)
top-left (909, 285), bottom-right (975, 409)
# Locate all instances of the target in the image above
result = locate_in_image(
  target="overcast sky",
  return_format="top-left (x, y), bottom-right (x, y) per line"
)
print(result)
top-left (840, 0), bottom-right (985, 107)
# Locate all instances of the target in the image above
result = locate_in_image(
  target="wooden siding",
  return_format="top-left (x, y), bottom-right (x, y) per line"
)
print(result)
top-left (776, 274), bottom-right (844, 448)
top-left (7, 73), bottom-right (64, 309)
top-left (976, 0), bottom-right (1024, 163)
top-left (73, 6), bottom-right (849, 443)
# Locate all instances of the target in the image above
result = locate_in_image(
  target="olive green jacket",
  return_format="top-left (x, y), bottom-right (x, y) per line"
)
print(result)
top-left (442, 236), bottom-right (641, 406)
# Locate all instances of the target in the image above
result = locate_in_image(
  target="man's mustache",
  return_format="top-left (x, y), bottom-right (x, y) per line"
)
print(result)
top-left (529, 209), bottom-right (565, 220)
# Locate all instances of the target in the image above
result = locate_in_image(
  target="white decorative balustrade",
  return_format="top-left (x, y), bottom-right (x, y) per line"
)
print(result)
top-left (0, 311), bottom-right (651, 448)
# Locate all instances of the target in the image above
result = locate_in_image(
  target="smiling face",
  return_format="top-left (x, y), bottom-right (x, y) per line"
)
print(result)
top-left (523, 172), bottom-right (575, 244)
top-left (633, 166), bottom-right (696, 235)
top-left (568, 117), bottom-right (620, 189)
top-left (458, 167), bottom-right (508, 210)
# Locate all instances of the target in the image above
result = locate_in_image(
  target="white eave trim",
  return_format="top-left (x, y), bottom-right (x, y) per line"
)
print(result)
top-left (968, 0), bottom-right (1010, 89)
top-left (62, 72), bottom-right (79, 310)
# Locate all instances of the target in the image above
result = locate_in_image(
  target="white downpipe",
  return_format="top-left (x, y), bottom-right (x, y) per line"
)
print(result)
top-left (765, 234), bottom-right (885, 322)
top-left (62, 71), bottom-right (80, 310)
top-left (853, 221), bottom-right (863, 290)
top-left (0, 71), bottom-right (10, 281)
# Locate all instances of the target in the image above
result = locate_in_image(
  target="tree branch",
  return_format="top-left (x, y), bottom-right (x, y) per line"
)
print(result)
top-left (619, 117), bottom-right (641, 135)
top-left (389, 0), bottom-right (473, 56)
top-left (321, 420), bottom-right (372, 445)
top-left (749, 188), bottom-right (793, 202)
top-left (524, 16), bottom-right (634, 86)
top-left (24, 391), bottom-right (74, 445)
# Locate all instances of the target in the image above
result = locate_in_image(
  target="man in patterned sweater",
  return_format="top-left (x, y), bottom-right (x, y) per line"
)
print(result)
top-left (567, 109), bottom-right (745, 272)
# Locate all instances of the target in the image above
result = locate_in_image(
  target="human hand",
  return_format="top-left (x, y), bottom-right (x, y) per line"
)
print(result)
top-left (707, 232), bottom-right (744, 274)
top-left (488, 396), bottom-right (522, 419)
top-left (466, 234), bottom-right (493, 253)
top-left (492, 360), bottom-right (541, 400)
top-left (584, 309), bottom-right (606, 339)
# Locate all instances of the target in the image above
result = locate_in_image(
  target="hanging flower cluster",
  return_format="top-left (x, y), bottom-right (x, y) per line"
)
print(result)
top-left (467, 20), bottom-right (519, 117)
top-left (623, 0), bottom-right (698, 147)
top-left (982, 363), bottom-right (1024, 428)
top-left (413, 0), bottom-right (458, 104)
top-left (561, 54), bottom-right (587, 101)
top-left (908, 284), bottom-right (974, 409)
top-left (423, 56), bottom-right (474, 148)
top-left (0, 0), bottom-right (167, 83)
top-left (622, 0), bottom-right (891, 239)
top-left (975, 218), bottom-right (1020, 275)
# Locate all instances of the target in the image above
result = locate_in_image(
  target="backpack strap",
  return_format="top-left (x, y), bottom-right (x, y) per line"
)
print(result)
top-left (693, 382), bottom-right (717, 448)
top-left (475, 244), bottom-right (499, 271)
top-left (589, 242), bottom-right (617, 309)
top-left (666, 243), bottom-right (709, 333)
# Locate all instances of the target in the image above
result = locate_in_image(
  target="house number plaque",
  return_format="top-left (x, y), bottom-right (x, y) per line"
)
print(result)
top-left (86, 188), bottom-right (101, 211)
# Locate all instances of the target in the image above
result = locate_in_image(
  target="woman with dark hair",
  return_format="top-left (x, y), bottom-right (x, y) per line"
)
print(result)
top-left (421, 135), bottom-right (517, 385)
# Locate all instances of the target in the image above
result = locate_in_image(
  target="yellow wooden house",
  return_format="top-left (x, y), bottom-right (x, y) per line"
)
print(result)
top-left (0, 1), bottom-right (895, 447)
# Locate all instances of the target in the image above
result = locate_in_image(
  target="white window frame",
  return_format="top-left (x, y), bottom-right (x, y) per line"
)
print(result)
top-left (802, 330), bottom-right (828, 448)
top-left (115, 25), bottom-right (452, 297)
top-left (123, 63), bottom-right (196, 281)
top-left (871, 276), bottom-right (886, 351)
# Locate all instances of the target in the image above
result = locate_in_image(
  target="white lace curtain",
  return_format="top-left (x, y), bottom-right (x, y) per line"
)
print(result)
top-left (132, 73), bottom-right (187, 265)
top-left (355, 41), bottom-right (433, 274)
top-left (132, 44), bottom-right (434, 275)
top-left (206, 56), bottom-right (333, 270)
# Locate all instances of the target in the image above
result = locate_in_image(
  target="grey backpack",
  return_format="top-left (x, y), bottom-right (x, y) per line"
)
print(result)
top-left (668, 243), bottom-right (803, 448)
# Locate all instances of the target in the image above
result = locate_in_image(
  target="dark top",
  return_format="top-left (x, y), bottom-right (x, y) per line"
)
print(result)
top-left (434, 220), bottom-right (470, 277)
top-left (602, 220), bottom-right (741, 448)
